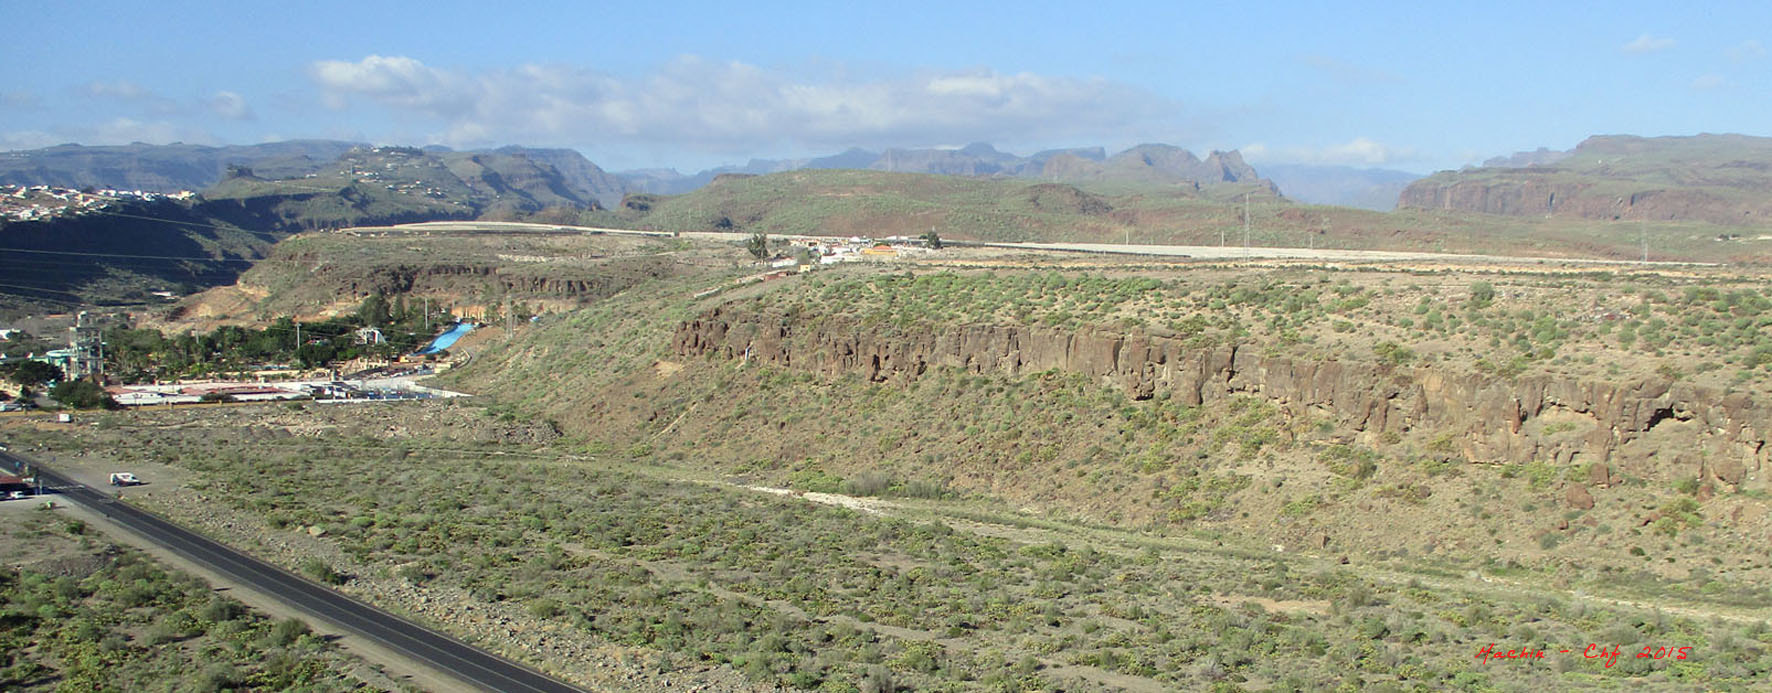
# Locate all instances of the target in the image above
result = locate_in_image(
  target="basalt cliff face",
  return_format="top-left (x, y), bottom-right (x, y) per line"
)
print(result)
top-left (1396, 173), bottom-right (1766, 225)
top-left (315, 259), bottom-right (679, 299)
top-left (676, 308), bottom-right (1768, 491)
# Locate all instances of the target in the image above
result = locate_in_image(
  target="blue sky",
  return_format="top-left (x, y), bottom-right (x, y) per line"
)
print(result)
top-left (3, 1), bottom-right (1768, 173)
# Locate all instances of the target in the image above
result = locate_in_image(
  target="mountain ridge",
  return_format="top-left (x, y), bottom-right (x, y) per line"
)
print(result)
top-left (1398, 133), bottom-right (1772, 225)
top-left (617, 142), bottom-right (1279, 196)
top-left (0, 140), bottom-right (627, 207)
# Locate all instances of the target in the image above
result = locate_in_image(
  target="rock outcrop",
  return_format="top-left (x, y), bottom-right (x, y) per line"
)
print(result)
top-left (1396, 173), bottom-right (1759, 224)
top-left (676, 308), bottom-right (1769, 490)
top-left (294, 256), bottom-right (683, 300)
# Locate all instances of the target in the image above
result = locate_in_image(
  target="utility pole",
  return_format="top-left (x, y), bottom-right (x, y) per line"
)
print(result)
top-left (424, 297), bottom-right (430, 332)
top-left (1640, 221), bottom-right (1648, 264)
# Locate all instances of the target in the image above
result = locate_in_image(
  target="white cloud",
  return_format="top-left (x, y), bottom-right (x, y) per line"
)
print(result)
top-left (309, 54), bottom-right (482, 115)
top-left (1622, 33), bottom-right (1676, 54)
top-left (1728, 39), bottom-right (1766, 62)
top-left (306, 54), bottom-right (1176, 153)
top-left (1242, 137), bottom-right (1418, 166)
top-left (1691, 74), bottom-right (1729, 90)
top-left (205, 91), bottom-right (254, 120)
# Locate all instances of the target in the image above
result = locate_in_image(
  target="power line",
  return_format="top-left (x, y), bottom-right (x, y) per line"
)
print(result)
top-left (77, 208), bottom-right (268, 235)
top-left (0, 247), bottom-right (259, 263)
top-left (0, 282), bottom-right (84, 298)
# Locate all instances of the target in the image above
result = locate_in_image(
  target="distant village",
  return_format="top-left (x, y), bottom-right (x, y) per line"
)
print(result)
top-left (790, 234), bottom-right (938, 265)
top-left (1, 184), bottom-right (196, 223)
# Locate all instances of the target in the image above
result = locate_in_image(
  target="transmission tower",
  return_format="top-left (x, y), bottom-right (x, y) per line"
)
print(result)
top-left (67, 311), bottom-right (103, 380)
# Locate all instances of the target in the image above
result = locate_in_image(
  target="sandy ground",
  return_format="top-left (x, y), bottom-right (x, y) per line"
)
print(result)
top-left (742, 485), bottom-right (890, 515)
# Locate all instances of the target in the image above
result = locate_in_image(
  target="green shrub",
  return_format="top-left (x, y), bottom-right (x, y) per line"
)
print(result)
top-left (298, 558), bottom-right (346, 585)
top-left (1373, 342), bottom-right (1415, 365)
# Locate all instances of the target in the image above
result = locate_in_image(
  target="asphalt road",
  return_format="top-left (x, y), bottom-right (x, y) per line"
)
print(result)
top-left (0, 451), bottom-right (584, 693)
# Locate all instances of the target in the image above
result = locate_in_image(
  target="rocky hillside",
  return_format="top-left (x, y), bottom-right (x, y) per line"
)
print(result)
top-left (158, 228), bottom-right (740, 327)
top-left (1399, 134), bottom-right (1772, 225)
top-left (199, 145), bottom-right (615, 236)
top-left (489, 146), bottom-right (627, 207)
top-left (677, 305), bottom-right (1767, 492)
top-left (440, 262), bottom-right (1772, 601)
top-left (0, 197), bottom-right (275, 310)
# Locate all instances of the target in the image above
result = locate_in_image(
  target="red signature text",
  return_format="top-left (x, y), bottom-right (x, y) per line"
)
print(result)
top-left (1476, 643), bottom-right (1692, 668)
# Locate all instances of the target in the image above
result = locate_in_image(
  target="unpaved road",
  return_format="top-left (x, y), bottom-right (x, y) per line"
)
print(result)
top-left (970, 241), bottom-right (1711, 266)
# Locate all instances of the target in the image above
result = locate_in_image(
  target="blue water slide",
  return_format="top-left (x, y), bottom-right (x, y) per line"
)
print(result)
top-left (415, 322), bottom-right (475, 355)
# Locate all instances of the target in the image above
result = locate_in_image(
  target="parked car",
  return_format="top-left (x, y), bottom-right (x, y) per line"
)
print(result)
top-left (109, 472), bottom-right (141, 486)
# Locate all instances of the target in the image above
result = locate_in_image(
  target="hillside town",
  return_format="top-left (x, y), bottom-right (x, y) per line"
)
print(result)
top-left (1, 183), bottom-right (196, 223)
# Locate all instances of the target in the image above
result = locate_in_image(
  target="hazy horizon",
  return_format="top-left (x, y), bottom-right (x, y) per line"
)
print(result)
top-left (7, 2), bottom-right (1768, 174)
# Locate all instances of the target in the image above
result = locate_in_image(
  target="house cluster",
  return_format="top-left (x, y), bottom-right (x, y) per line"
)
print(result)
top-left (789, 235), bottom-right (937, 265)
top-left (1, 184), bottom-right (194, 223)
top-left (340, 167), bottom-right (449, 199)
top-left (107, 382), bottom-right (310, 406)
top-left (107, 379), bottom-right (432, 406)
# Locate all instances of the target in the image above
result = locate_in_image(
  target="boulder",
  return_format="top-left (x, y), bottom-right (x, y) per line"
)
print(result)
top-left (1565, 484), bottom-right (1595, 510)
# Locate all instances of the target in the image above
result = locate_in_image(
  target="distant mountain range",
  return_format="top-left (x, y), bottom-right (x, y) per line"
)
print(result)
top-left (1257, 165), bottom-right (1422, 211)
top-left (619, 142), bottom-right (1277, 196)
top-left (1398, 134), bottom-right (1772, 225)
top-left (0, 140), bottom-right (361, 193)
top-left (1, 140), bottom-right (1280, 208)
top-left (0, 141), bottom-right (628, 208)
top-left (14, 133), bottom-right (1772, 226)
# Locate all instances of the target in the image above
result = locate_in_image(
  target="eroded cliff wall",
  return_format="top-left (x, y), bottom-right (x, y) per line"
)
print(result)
top-left (1397, 173), bottom-right (1772, 225)
top-left (676, 307), bottom-right (1769, 491)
